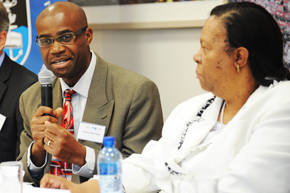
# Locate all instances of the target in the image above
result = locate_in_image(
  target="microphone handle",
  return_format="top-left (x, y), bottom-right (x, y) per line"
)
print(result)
top-left (41, 84), bottom-right (53, 145)
top-left (41, 84), bottom-right (52, 108)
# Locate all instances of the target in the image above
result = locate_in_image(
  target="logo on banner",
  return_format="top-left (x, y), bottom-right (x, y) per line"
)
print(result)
top-left (3, 0), bottom-right (31, 65)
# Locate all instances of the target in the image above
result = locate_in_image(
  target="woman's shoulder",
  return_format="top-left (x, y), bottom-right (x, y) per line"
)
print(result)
top-left (166, 92), bottom-right (215, 119)
top-left (245, 80), bottom-right (290, 112)
top-left (260, 80), bottom-right (290, 98)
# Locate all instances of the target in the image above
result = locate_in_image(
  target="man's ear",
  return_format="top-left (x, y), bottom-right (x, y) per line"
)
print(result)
top-left (0, 31), bottom-right (7, 51)
top-left (85, 27), bottom-right (93, 45)
top-left (235, 47), bottom-right (249, 69)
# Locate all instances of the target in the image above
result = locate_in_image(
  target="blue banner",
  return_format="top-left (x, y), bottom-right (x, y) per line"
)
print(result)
top-left (3, 0), bottom-right (67, 75)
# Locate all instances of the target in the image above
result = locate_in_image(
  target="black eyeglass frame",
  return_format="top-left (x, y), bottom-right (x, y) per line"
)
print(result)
top-left (35, 26), bottom-right (88, 47)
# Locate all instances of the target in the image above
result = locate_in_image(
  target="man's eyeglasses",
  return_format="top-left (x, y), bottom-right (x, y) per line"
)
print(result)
top-left (36, 26), bottom-right (88, 47)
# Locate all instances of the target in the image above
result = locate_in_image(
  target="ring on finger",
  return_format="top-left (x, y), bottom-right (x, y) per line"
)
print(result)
top-left (47, 140), bottom-right (51, 146)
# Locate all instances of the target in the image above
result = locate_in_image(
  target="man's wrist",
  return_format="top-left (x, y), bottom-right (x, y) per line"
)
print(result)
top-left (74, 144), bottom-right (87, 166)
top-left (31, 142), bottom-right (47, 167)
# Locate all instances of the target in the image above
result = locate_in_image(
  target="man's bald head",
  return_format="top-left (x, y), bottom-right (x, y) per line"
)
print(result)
top-left (36, 1), bottom-right (87, 29)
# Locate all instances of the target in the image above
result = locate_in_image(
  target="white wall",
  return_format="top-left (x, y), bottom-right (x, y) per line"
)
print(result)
top-left (90, 28), bottom-right (207, 120)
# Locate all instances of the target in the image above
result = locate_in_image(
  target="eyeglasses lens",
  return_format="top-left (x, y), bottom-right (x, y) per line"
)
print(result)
top-left (38, 32), bottom-right (74, 47)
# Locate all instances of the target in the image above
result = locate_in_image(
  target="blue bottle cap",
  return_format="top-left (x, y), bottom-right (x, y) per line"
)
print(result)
top-left (103, 136), bottom-right (115, 147)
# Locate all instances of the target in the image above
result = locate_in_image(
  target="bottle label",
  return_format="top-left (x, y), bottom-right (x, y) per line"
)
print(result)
top-left (99, 163), bottom-right (118, 175)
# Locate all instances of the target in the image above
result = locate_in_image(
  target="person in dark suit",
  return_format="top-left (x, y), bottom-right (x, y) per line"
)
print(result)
top-left (0, 2), bottom-right (37, 162)
top-left (17, 1), bottom-right (163, 186)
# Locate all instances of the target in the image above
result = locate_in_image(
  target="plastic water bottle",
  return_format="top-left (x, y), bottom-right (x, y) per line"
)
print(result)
top-left (97, 136), bottom-right (122, 193)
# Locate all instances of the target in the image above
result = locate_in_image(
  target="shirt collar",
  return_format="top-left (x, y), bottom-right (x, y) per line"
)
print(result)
top-left (60, 51), bottom-right (97, 98)
top-left (0, 52), bottom-right (6, 68)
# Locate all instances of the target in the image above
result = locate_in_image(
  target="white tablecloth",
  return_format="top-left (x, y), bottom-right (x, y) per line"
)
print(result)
top-left (24, 183), bottom-right (71, 193)
top-left (0, 168), bottom-right (71, 193)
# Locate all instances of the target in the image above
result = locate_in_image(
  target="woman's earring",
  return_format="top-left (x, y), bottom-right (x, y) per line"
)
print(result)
top-left (237, 64), bottom-right (240, 73)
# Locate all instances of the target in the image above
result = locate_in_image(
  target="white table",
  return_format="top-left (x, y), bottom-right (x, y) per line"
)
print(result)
top-left (24, 183), bottom-right (71, 193)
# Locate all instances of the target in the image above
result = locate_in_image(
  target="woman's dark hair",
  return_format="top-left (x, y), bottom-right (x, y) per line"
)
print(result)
top-left (211, 2), bottom-right (290, 86)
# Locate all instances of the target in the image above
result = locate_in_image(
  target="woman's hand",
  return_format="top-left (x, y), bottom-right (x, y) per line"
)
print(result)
top-left (40, 174), bottom-right (100, 193)
top-left (40, 174), bottom-right (75, 190)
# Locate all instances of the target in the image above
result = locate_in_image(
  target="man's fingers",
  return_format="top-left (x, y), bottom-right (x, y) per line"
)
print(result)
top-left (44, 121), bottom-right (62, 134)
top-left (54, 107), bottom-right (63, 119)
top-left (33, 106), bottom-right (54, 117)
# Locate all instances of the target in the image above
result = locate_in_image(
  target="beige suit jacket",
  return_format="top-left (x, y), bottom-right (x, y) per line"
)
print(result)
top-left (17, 53), bottom-right (163, 185)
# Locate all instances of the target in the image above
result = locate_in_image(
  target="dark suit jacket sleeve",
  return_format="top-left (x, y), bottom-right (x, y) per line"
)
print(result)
top-left (121, 79), bottom-right (163, 157)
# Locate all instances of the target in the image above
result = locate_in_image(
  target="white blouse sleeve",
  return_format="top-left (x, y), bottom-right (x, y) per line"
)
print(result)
top-left (122, 140), bottom-right (160, 193)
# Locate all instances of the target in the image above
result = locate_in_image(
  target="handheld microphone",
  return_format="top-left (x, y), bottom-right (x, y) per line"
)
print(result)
top-left (38, 69), bottom-right (54, 145)
top-left (38, 69), bottom-right (54, 109)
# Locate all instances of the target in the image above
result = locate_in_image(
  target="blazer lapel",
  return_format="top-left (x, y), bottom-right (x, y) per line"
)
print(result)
top-left (0, 54), bottom-right (11, 103)
top-left (81, 53), bottom-right (114, 140)
top-left (0, 82), bottom-right (7, 103)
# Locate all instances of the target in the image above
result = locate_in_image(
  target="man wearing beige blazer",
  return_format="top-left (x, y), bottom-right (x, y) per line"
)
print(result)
top-left (17, 1), bottom-right (163, 186)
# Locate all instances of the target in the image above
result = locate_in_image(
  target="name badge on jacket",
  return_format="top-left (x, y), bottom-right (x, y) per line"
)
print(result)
top-left (0, 114), bottom-right (6, 132)
top-left (77, 122), bottom-right (106, 143)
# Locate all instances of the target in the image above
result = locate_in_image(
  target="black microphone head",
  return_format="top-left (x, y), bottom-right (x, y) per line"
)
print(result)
top-left (38, 69), bottom-right (54, 85)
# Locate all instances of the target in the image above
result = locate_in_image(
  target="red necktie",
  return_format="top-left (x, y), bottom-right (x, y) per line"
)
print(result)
top-left (49, 89), bottom-right (76, 180)
top-left (61, 90), bottom-right (76, 134)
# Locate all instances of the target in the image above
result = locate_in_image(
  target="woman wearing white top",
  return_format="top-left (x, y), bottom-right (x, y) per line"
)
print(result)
top-left (40, 2), bottom-right (290, 193)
